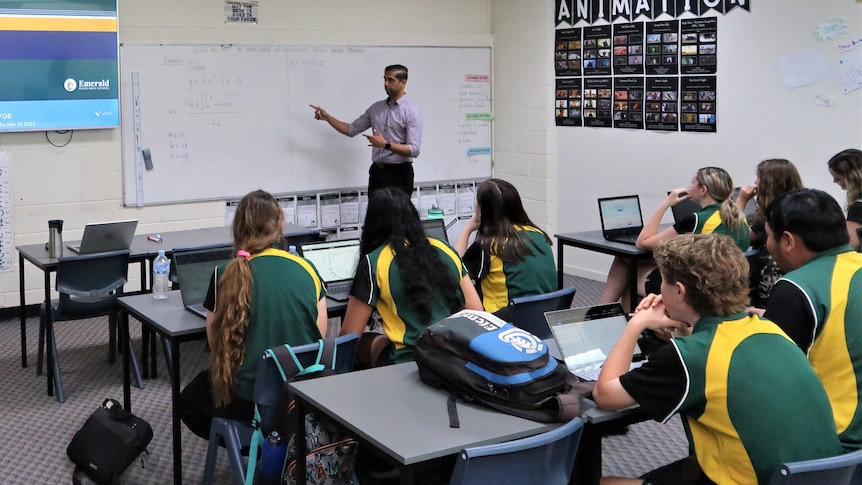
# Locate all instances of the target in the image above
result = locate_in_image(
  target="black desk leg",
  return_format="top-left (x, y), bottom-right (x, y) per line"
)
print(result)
top-left (628, 257), bottom-right (639, 313)
top-left (571, 423), bottom-right (601, 485)
top-left (19, 252), bottom-right (26, 368)
top-left (122, 310), bottom-right (131, 411)
top-left (557, 242), bottom-right (565, 290)
top-left (170, 339), bottom-right (183, 485)
top-left (295, 398), bottom-right (308, 485)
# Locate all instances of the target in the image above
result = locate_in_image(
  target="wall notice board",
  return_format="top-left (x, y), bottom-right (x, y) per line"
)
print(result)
top-left (120, 44), bottom-right (492, 206)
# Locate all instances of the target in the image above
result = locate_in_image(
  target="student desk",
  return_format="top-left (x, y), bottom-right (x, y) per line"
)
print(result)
top-left (554, 230), bottom-right (654, 306)
top-left (118, 291), bottom-right (347, 485)
top-left (289, 361), bottom-right (561, 485)
top-left (16, 223), bottom-right (319, 368)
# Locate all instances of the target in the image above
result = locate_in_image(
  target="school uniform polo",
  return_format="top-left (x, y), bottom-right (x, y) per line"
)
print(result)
top-left (764, 245), bottom-right (862, 451)
top-left (674, 203), bottom-right (750, 250)
top-left (461, 226), bottom-right (557, 314)
top-left (350, 237), bottom-right (466, 363)
top-left (204, 247), bottom-right (325, 401)
top-left (848, 199), bottom-right (862, 226)
top-left (620, 312), bottom-right (841, 484)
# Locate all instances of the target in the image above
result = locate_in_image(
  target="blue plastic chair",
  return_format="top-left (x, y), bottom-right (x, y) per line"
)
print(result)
top-left (769, 448), bottom-right (862, 484)
top-left (201, 333), bottom-right (360, 485)
top-left (505, 287), bottom-right (577, 339)
top-left (449, 417), bottom-right (584, 485)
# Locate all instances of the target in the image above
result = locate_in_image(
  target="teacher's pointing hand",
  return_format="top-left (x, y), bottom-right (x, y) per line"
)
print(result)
top-left (309, 104), bottom-right (329, 121)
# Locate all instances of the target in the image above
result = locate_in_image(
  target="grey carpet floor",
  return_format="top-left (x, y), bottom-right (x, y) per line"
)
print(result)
top-left (0, 274), bottom-right (687, 484)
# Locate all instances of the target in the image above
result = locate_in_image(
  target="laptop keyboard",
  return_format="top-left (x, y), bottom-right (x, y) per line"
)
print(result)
top-left (326, 281), bottom-right (351, 301)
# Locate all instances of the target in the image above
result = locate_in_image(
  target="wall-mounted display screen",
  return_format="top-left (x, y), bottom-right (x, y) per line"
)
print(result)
top-left (0, 1), bottom-right (119, 132)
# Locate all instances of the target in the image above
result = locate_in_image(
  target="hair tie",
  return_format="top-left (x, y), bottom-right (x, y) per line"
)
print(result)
top-left (237, 249), bottom-right (251, 260)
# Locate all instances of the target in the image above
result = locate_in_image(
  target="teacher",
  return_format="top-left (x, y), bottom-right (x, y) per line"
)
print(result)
top-left (310, 64), bottom-right (423, 200)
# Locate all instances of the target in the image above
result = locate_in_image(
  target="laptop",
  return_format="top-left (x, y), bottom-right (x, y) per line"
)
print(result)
top-left (300, 239), bottom-right (361, 302)
top-left (173, 246), bottom-right (233, 318)
top-left (597, 195), bottom-right (643, 245)
top-left (545, 303), bottom-right (644, 381)
top-left (67, 220), bottom-right (138, 254)
top-left (421, 218), bottom-right (450, 244)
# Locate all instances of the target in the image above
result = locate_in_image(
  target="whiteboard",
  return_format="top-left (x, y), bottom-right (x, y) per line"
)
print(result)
top-left (120, 44), bottom-right (492, 206)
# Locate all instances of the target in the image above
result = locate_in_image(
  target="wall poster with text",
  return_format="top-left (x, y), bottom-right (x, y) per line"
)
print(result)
top-left (583, 77), bottom-right (613, 127)
top-left (612, 22), bottom-right (644, 75)
top-left (680, 18), bottom-right (717, 75)
top-left (556, 78), bottom-right (583, 126)
top-left (555, 28), bottom-right (583, 77)
top-left (645, 77), bottom-right (679, 131)
top-left (645, 20), bottom-right (680, 76)
top-left (583, 25), bottom-right (613, 76)
top-left (613, 77), bottom-right (644, 130)
top-left (680, 76), bottom-right (717, 133)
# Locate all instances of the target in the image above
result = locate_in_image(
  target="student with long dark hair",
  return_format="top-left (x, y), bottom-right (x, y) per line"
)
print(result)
top-left (455, 178), bottom-right (556, 314)
top-left (339, 188), bottom-right (482, 363)
top-left (180, 189), bottom-right (328, 439)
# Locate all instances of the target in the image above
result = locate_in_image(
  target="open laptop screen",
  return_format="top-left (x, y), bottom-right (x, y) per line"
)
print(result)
top-left (174, 246), bottom-right (233, 307)
top-left (421, 218), bottom-right (449, 244)
top-left (545, 303), bottom-right (642, 361)
top-left (598, 196), bottom-right (643, 232)
top-left (300, 239), bottom-right (361, 283)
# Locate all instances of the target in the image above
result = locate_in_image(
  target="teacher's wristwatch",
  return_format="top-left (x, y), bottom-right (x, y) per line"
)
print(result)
top-left (384, 142), bottom-right (391, 150)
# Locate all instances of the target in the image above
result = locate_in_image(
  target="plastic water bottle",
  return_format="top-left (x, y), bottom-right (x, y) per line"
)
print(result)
top-left (260, 431), bottom-right (286, 485)
top-left (152, 250), bottom-right (170, 300)
top-left (427, 204), bottom-right (444, 220)
top-left (288, 245), bottom-right (300, 256)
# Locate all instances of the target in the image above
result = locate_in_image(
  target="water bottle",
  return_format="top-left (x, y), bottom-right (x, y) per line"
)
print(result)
top-left (427, 204), bottom-right (444, 220)
top-left (152, 250), bottom-right (170, 300)
top-left (288, 245), bottom-right (300, 256)
top-left (260, 431), bottom-right (286, 485)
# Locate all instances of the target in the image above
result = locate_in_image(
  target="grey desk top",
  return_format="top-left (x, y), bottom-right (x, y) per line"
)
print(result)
top-left (554, 229), bottom-right (652, 257)
top-left (290, 362), bottom-right (560, 466)
top-left (118, 291), bottom-right (206, 340)
top-left (118, 290), bottom-right (346, 339)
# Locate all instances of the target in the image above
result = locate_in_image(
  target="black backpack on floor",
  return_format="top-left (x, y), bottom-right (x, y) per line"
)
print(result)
top-left (414, 310), bottom-right (591, 426)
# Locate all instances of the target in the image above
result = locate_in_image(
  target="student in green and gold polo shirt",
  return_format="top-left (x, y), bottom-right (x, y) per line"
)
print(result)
top-left (760, 188), bottom-right (862, 452)
top-left (594, 233), bottom-right (841, 485)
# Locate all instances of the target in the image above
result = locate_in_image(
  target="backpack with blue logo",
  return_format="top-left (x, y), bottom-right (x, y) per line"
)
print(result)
top-left (414, 310), bottom-right (590, 425)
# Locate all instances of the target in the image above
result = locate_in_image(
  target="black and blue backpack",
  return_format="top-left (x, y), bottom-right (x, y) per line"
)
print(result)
top-left (414, 310), bottom-right (590, 425)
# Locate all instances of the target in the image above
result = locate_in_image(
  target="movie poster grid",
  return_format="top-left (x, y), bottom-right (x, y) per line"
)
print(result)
top-left (613, 77), bottom-right (644, 130)
top-left (612, 23), bottom-right (644, 75)
top-left (555, 78), bottom-right (582, 127)
top-left (680, 18), bottom-right (717, 75)
top-left (554, 19), bottom-right (719, 132)
top-left (644, 77), bottom-right (679, 131)
top-left (645, 21), bottom-right (679, 75)
top-left (680, 76), bottom-right (717, 132)
top-left (583, 78), bottom-right (613, 128)
top-left (582, 25), bottom-right (612, 76)
top-left (554, 28), bottom-right (582, 77)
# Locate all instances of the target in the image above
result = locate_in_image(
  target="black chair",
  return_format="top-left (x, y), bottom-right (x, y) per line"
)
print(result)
top-left (37, 249), bottom-right (142, 402)
top-left (201, 333), bottom-right (360, 484)
top-left (505, 287), bottom-right (577, 339)
top-left (770, 448), bottom-right (862, 484)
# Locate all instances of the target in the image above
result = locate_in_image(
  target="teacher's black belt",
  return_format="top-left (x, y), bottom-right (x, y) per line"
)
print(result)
top-left (372, 161), bottom-right (412, 168)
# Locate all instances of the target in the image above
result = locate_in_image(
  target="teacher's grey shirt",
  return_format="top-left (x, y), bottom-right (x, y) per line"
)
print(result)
top-left (347, 96), bottom-right (423, 165)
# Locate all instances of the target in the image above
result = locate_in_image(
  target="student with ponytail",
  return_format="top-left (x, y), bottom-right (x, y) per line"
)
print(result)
top-left (180, 189), bottom-right (328, 439)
